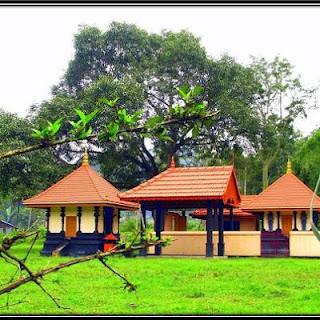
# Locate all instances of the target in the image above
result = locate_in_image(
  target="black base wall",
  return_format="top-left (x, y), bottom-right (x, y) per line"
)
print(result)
top-left (42, 232), bottom-right (107, 257)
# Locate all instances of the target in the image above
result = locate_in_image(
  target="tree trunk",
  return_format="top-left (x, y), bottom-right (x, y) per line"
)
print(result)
top-left (262, 160), bottom-right (271, 190)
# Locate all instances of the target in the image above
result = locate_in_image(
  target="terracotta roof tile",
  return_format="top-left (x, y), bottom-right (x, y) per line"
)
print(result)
top-left (242, 173), bottom-right (320, 211)
top-left (120, 165), bottom-right (241, 205)
top-left (23, 163), bottom-right (139, 210)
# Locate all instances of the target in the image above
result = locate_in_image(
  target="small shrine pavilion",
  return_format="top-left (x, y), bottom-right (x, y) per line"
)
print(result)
top-left (120, 158), bottom-right (241, 257)
top-left (241, 160), bottom-right (320, 256)
top-left (23, 151), bottom-right (139, 256)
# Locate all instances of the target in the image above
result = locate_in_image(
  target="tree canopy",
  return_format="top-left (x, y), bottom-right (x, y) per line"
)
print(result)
top-left (1, 21), bottom-right (319, 219)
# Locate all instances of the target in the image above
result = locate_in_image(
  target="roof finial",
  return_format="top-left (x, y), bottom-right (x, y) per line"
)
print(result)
top-left (287, 158), bottom-right (292, 174)
top-left (169, 155), bottom-right (176, 168)
top-left (82, 147), bottom-right (89, 166)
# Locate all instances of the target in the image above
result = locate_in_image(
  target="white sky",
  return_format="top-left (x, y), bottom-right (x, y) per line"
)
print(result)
top-left (0, 6), bottom-right (319, 135)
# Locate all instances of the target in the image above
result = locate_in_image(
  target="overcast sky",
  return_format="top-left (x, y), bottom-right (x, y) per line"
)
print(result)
top-left (0, 6), bottom-right (319, 136)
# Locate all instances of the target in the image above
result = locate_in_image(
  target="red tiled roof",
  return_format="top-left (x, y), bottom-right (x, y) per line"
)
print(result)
top-left (242, 173), bottom-right (320, 211)
top-left (23, 162), bottom-right (139, 210)
top-left (120, 165), bottom-right (241, 205)
top-left (191, 195), bottom-right (256, 218)
top-left (240, 195), bottom-right (258, 207)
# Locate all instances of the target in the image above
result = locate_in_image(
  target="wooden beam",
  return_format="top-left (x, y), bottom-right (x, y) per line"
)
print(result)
top-left (230, 206), bottom-right (234, 231)
top-left (140, 202), bottom-right (147, 256)
top-left (104, 207), bottom-right (113, 234)
top-left (77, 207), bottom-right (82, 233)
top-left (94, 207), bottom-right (100, 233)
top-left (155, 202), bottom-right (162, 255)
top-left (45, 208), bottom-right (50, 232)
top-left (260, 212), bottom-right (265, 231)
top-left (213, 205), bottom-right (218, 231)
top-left (60, 207), bottom-right (65, 234)
top-left (293, 210), bottom-right (298, 231)
top-left (206, 200), bottom-right (214, 257)
top-left (276, 211), bottom-right (281, 231)
top-left (218, 201), bottom-right (224, 256)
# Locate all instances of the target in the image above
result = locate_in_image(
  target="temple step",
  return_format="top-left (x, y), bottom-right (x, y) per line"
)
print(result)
top-left (52, 239), bottom-right (70, 257)
top-left (261, 231), bottom-right (289, 257)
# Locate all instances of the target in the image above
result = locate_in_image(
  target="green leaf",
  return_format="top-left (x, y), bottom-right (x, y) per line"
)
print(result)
top-left (145, 115), bottom-right (162, 129)
top-left (105, 122), bottom-right (120, 141)
top-left (191, 85), bottom-right (203, 97)
top-left (192, 124), bottom-right (201, 138)
top-left (97, 97), bottom-right (120, 107)
top-left (31, 129), bottom-right (43, 139)
top-left (74, 109), bottom-right (87, 123)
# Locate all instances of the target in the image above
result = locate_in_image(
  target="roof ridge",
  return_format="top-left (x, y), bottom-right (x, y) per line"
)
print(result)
top-left (24, 165), bottom-right (80, 202)
top-left (287, 172), bottom-right (316, 193)
top-left (85, 166), bottom-right (108, 200)
top-left (245, 173), bottom-right (289, 208)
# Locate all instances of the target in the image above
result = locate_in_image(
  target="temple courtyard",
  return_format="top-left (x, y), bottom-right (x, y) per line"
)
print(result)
top-left (0, 241), bottom-right (319, 315)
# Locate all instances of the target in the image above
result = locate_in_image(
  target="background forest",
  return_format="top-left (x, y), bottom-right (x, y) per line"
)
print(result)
top-left (1, 22), bottom-right (320, 229)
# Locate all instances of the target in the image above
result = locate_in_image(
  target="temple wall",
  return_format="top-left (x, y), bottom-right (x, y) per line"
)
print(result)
top-left (148, 231), bottom-right (261, 256)
top-left (290, 231), bottom-right (320, 256)
top-left (48, 206), bottom-right (110, 234)
top-left (239, 218), bottom-right (256, 231)
top-left (261, 210), bottom-right (312, 231)
top-left (48, 208), bottom-right (61, 233)
top-left (81, 207), bottom-right (95, 233)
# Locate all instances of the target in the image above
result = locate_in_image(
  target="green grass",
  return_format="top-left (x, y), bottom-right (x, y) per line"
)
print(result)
top-left (0, 241), bottom-right (320, 315)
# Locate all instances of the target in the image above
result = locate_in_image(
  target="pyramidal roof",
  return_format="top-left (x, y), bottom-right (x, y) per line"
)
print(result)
top-left (242, 172), bottom-right (320, 211)
top-left (23, 153), bottom-right (139, 210)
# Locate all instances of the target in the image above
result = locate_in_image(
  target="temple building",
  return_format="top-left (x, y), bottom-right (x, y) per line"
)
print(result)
top-left (23, 151), bottom-right (139, 256)
top-left (241, 160), bottom-right (320, 256)
top-left (120, 158), bottom-right (241, 257)
top-left (23, 152), bottom-right (320, 257)
top-left (120, 159), bottom-right (320, 257)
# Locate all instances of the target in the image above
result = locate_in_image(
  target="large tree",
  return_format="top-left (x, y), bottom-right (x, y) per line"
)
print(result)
top-left (293, 128), bottom-right (320, 191)
top-left (31, 22), bottom-right (261, 189)
top-left (243, 56), bottom-right (315, 191)
top-left (0, 109), bottom-right (72, 201)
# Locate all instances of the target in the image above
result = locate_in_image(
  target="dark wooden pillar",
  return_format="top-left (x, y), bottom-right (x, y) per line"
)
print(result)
top-left (218, 201), bottom-right (225, 256)
top-left (77, 207), bottom-right (82, 233)
top-left (60, 207), bottom-right (65, 234)
top-left (260, 212), bottom-right (265, 231)
top-left (293, 211), bottom-right (298, 231)
top-left (315, 211), bottom-right (319, 228)
top-left (140, 202), bottom-right (147, 256)
top-left (310, 210), bottom-right (316, 231)
top-left (213, 205), bottom-right (218, 231)
top-left (155, 202), bottom-right (162, 255)
top-left (276, 211), bottom-right (281, 231)
top-left (104, 207), bottom-right (113, 234)
top-left (301, 211), bottom-right (307, 231)
top-left (117, 210), bottom-right (120, 236)
top-left (45, 208), bottom-right (51, 232)
top-left (229, 206), bottom-right (234, 231)
top-left (94, 206), bottom-right (99, 233)
top-left (206, 200), bottom-right (214, 257)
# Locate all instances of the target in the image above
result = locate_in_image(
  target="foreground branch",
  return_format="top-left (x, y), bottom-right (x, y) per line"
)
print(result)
top-left (0, 112), bottom-right (218, 160)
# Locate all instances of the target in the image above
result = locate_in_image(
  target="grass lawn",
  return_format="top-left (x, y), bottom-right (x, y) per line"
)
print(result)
top-left (0, 241), bottom-right (319, 315)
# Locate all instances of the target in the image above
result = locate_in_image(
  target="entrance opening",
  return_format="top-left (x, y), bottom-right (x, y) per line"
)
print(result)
top-left (65, 216), bottom-right (77, 238)
top-left (281, 215), bottom-right (292, 237)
